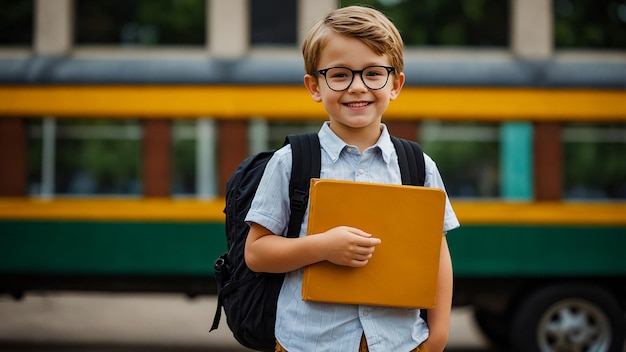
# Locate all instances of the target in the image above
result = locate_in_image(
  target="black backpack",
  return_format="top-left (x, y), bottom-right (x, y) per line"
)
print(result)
top-left (211, 133), bottom-right (425, 351)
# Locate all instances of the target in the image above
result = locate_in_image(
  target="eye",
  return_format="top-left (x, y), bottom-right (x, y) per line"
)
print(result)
top-left (330, 72), bottom-right (349, 79)
top-left (365, 67), bottom-right (386, 77)
top-left (325, 68), bottom-right (351, 80)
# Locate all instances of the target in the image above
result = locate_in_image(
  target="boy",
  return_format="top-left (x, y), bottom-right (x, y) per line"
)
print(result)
top-left (245, 6), bottom-right (459, 352)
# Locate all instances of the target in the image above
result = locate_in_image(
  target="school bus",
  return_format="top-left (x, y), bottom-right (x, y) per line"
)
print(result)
top-left (1, 54), bottom-right (625, 351)
top-left (1, 0), bottom-right (626, 350)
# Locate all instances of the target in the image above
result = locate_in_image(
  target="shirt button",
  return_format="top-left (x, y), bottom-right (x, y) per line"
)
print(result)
top-left (363, 310), bottom-right (369, 316)
top-left (347, 147), bottom-right (354, 153)
top-left (358, 169), bottom-right (365, 175)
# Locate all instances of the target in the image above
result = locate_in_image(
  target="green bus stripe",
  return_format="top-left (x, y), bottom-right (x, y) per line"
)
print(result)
top-left (449, 225), bottom-right (626, 276)
top-left (0, 221), bottom-right (225, 275)
top-left (1, 221), bottom-right (625, 278)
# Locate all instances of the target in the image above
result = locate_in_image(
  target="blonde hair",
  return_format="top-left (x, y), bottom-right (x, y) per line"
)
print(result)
top-left (302, 6), bottom-right (404, 75)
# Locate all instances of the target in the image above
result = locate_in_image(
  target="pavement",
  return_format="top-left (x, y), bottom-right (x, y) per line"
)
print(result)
top-left (0, 292), bottom-right (494, 351)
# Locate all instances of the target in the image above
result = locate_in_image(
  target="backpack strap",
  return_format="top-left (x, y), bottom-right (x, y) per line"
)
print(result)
top-left (390, 136), bottom-right (426, 187)
top-left (391, 136), bottom-right (427, 323)
top-left (284, 133), bottom-right (321, 238)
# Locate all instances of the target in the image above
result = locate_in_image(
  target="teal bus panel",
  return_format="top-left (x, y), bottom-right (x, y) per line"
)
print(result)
top-left (500, 122), bottom-right (533, 200)
top-left (0, 220), bottom-right (226, 275)
top-left (449, 225), bottom-right (626, 277)
top-left (1, 221), bottom-right (625, 278)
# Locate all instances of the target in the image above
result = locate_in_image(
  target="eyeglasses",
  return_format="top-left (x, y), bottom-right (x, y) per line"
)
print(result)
top-left (312, 66), bottom-right (395, 92)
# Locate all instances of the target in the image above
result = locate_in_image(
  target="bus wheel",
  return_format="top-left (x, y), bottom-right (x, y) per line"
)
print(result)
top-left (509, 283), bottom-right (625, 352)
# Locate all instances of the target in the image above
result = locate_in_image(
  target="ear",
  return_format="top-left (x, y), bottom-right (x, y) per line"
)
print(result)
top-left (304, 74), bottom-right (322, 102)
top-left (389, 72), bottom-right (405, 101)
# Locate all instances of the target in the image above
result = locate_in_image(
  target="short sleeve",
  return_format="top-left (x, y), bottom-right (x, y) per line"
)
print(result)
top-left (423, 152), bottom-right (460, 233)
top-left (244, 145), bottom-right (293, 237)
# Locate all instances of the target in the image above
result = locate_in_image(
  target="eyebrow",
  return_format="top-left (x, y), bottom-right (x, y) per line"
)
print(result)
top-left (319, 62), bottom-right (392, 69)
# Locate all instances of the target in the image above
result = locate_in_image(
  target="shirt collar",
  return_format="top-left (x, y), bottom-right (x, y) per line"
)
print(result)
top-left (318, 122), bottom-right (395, 164)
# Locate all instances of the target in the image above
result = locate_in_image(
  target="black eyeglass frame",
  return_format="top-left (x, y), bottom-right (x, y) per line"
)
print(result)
top-left (312, 65), bottom-right (396, 92)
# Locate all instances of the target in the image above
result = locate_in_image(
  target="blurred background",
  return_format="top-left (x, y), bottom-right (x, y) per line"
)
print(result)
top-left (0, 0), bottom-right (625, 351)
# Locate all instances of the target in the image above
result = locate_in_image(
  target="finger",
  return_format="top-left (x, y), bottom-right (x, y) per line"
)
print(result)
top-left (343, 227), bottom-right (373, 238)
top-left (353, 244), bottom-right (376, 256)
top-left (347, 258), bottom-right (369, 268)
top-left (352, 252), bottom-right (373, 262)
top-left (356, 236), bottom-right (381, 247)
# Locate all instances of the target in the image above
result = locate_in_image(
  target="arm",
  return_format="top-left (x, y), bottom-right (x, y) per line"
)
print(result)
top-left (244, 222), bottom-right (382, 273)
top-left (422, 236), bottom-right (453, 352)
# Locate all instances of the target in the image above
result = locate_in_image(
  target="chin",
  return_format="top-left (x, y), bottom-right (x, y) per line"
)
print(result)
top-left (344, 119), bottom-right (380, 129)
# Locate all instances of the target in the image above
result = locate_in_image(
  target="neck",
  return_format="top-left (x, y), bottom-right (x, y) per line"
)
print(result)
top-left (329, 122), bottom-right (382, 153)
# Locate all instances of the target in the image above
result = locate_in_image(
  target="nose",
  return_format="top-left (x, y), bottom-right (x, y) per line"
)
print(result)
top-left (347, 72), bottom-right (368, 92)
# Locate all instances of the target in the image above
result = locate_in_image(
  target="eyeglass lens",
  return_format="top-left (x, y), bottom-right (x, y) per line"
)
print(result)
top-left (323, 66), bottom-right (391, 91)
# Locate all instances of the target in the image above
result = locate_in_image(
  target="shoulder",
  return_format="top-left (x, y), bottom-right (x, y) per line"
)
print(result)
top-left (274, 143), bottom-right (292, 158)
top-left (270, 144), bottom-right (293, 169)
top-left (421, 151), bottom-right (443, 187)
top-left (257, 144), bottom-right (293, 183)
top-left (422, 151), bottom-right (437, 174)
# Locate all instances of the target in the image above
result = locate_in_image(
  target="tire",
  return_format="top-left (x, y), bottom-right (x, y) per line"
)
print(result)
top-left (473, 308), bottom-right (511, 347)
top-left (509, 283), bottom-right (625, 352)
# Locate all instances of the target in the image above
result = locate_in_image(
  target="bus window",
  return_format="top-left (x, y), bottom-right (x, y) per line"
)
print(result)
top-left (420, 121), bottom-right (500, 198)
top-left (26, 119), bottom-right (43, 195)
top-left (172, 119), bottom-right (197, 196)
top-left (563, 123), bottom-right (626, 200)
top-left (266, 121), bottom-right (320, 150)
top-left (27, 119), bottom-right (142, 197)
top-left (56, 119), bottom-right (141, 196)
top-left (245, 119), bottom-right (321, 155)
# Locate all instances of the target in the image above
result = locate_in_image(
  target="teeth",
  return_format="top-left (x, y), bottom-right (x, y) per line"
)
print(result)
top-left (346, 102), bottom-right (369, 107)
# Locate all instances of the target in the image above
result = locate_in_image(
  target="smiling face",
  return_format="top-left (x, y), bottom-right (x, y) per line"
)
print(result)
top-left (304, 32), bottom-right (405, 143)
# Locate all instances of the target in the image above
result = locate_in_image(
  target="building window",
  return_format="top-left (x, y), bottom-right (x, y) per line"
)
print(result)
top-left (249, 0), bottom-right (297, 46)
top-left (0, 0), bottom-right (33, 46)
top-left (75, 0), bottom-right (206, 46)
top-left (554, 0), bottom-right (626, 49)
top-left (339, 0), bottom-right (509, 47)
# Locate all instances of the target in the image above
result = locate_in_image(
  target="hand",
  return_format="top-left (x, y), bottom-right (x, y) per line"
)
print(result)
top-left (419, 329), bottom-right (448, 352)
top-left (319, 226), bottom-right (381, 267)
top-left (419, 340), bottom-right (434, 352)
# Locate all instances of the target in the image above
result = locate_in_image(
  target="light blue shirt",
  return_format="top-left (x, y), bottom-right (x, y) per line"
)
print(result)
top-left (246, 122), bottom-right (460, 352)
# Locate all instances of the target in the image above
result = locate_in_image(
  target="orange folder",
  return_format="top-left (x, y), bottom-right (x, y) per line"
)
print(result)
top-left (302, 178), bottom-right (446, 309)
